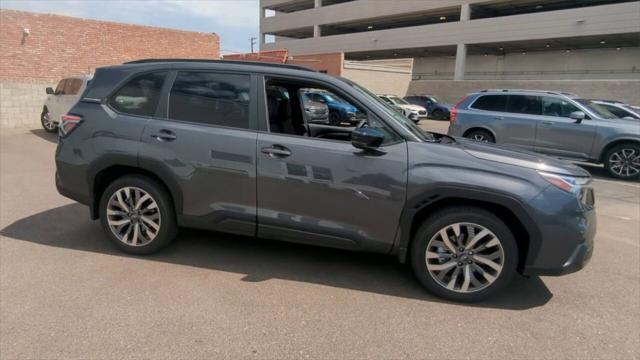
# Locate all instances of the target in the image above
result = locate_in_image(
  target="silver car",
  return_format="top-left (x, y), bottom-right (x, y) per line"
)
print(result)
top-left (448, 89), bottom-right (640, 180)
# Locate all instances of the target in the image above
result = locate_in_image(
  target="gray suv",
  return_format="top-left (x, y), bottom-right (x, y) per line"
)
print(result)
top-left (448, 89), bottom-right (640, 180)
top-left (56, 60), bottom-right (595, 302)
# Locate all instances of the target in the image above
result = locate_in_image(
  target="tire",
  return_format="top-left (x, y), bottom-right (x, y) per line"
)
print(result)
top-left (604, 143), bottom-right (640, 180)
top-left (465, 129), bottom-right (495, 143)
top-left (410, 206), bottom-right (518, 302)
top-left (431, 109), bottom-right (444, 120)
top-left (99, 175), bottom-right (177, 255)
top-left (329, 111), bottom-right (341, 125)
top-left (41, 107), bottom-right (57, 133)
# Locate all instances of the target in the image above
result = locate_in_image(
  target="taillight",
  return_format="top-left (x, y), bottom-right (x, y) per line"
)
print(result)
top-left (59, 114), bottom-right (83, 136)
top-left (450, 96), bottom-right (468, 125)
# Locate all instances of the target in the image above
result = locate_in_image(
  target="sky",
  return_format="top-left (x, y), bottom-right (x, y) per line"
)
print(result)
top-left (0, 0), bottom-right (260, 54)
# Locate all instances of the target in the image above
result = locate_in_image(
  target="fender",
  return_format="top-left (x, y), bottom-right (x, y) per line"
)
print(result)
top-left (393, 184), bottom-right (542, 267)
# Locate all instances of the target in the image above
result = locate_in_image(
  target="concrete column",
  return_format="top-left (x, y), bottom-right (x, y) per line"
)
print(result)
top-left (315, 0), bottom-right (322, 8)
top-left (314, 25), bottom-right (321, 38)
top-left (460, 3), bottom-right (471, 21)
top-left (454, 43), bottom-right (467, 80)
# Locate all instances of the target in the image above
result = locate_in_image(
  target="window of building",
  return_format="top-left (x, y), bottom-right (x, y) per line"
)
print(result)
top-left (109, 71), bottom-right (167, 117)
top-left (506, 95), bottom-right (541, 115)
top-left (471, 95), bottom-right (507, 112)
top-left (168, 71), bottom-right (250, 129)
top-left (542, 97), bottom-right (580, 118)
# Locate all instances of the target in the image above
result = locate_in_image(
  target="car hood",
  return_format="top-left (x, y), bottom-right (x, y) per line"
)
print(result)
top-left (455, 138), bottom-right (590, 177)
top-left (399, 104), bottom-right (425, 112)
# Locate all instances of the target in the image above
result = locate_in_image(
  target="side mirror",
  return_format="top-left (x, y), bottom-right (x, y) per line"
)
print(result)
top-left (351, 127), bottom-right (385, 151)
top-left (46, 87), bottom-right (54, 95)
top-left (570, 111), bottom-right (586, 123)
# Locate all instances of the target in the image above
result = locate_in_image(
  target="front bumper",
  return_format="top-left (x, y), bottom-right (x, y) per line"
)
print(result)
top-left (522, 185), bottom-right (596, 276)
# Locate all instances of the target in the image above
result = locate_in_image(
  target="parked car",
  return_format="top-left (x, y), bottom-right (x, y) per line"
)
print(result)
top-left (448, 89), bottom-right (640, 180)
top-left (305, 90), bottom-right (358, 125)
top-left (405, 95), bottom-right (451, 120)
top-left (42, 75), bottom-right (92, 132)
top-left (378, 94), bottom-right (426, 123)
top-left (56, 60), bottom-right (595, 302)
top-left (592, 100), bottom-right (640, 120)
top-left (302, 93), bottom-right (329, 123)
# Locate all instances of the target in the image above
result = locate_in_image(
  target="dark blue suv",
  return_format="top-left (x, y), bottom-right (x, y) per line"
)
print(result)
top-left (305, 91), bottom-right (359, 125)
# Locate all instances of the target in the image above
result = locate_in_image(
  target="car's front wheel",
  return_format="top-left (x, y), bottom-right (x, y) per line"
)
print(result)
top-left (410, 206), bottom-right (517, 302)
top-left (604, 143), bottom-right (640, 180)
top-left (41, 107), bottom-right (56, 133)
top-left (99, 175), bottom-right (177, 255)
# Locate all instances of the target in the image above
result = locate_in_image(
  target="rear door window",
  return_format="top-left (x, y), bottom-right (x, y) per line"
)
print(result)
top-left (506, 95), bottom-right (541, 115)
top-left (109, 71), bottom-right (167, 117)
top-left (471, 95), bottom-right (507, 112)
top-left (168, 71), bottom-right (251, 129)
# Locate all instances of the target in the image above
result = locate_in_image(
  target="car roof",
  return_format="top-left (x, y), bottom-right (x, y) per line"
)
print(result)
top-left (474, 89), bottom-right (579, 97)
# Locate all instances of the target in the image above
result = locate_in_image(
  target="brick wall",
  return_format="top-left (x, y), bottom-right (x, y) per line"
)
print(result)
top-left (288, 53), bottom-right (343, 76)
top-left (0, 9), bottom-right (220, 128)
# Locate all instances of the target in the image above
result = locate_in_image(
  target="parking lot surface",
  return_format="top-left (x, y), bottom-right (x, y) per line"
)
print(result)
top-left (1, 127), bottom-right (639, 359)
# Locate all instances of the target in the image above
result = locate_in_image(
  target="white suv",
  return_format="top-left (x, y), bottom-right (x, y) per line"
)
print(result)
top-left (377, 94), bottom-right (427, 123)
top-left (42, 75), bottom-right (92, 132)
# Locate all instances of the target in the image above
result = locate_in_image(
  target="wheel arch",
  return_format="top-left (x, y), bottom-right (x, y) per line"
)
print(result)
top-left (462, 127), bottom-right (496, 141)
top-left (90, 164), bottom-right (181, 221)
top-left (394, 187), bottom-right (541, 273)
top-left (599, 138), bottom-right (640, 162)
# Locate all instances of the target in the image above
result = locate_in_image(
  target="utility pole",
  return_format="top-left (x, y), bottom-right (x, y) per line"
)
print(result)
top-left (249, 37), bottom-right (257, 53)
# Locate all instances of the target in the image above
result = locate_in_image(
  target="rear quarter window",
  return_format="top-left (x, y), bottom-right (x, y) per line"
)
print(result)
top-left (471, 95), bottom-right (507, 112)
top-left (109, 71), bottom-right (167, 117)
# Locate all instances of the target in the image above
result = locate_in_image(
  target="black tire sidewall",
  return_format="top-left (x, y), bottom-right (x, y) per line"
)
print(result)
top-left (466, 130), bottom-right (495, 143)
top-left (410, 207), bottom-right (518, 302)
top-left (604, 144), bottom-right (640, 180)
top-left (99, 175), bottom-right (177, 255)
top-left (432, 109), bottom-right (443, 120)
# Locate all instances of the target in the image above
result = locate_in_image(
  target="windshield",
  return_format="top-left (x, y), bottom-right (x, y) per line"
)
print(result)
top-left (575, 99), bottom-right (618, 119)
top-left (429, 97), bottom-right (439, 103)
top-left (350, 83), bottom-right (432, 141)
top-left (389, 96), bottom-right (409, 105)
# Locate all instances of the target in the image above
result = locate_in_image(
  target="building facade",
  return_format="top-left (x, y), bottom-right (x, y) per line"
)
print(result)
top-left (260, 0), bottom-right (640, 103)
top-left (0, 9), bottom-right (220, 128)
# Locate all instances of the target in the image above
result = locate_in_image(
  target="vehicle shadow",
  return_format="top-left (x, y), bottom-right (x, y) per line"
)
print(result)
top-left (1, 203), bottom-right (553, 310)
top-left (29, 129), bottom-right (58, 144)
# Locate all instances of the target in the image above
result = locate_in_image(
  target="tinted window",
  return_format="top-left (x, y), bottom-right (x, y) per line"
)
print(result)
top-left (169, 71), bottom-right (250, 129)
top-left (63, 78), bottom-right (83, 95)
top-left (541, 97), bottom-right (580, 118)
top-left (600, 103), bottom-right (635, 118)
top-left (110, 71), bottom-right (167, 116)
top-left (506, 95), bottom-right (541, 115)
top-left (472, 95), bottom-right (507, 112)
top-left (54, 79), bottom-right (66, 95)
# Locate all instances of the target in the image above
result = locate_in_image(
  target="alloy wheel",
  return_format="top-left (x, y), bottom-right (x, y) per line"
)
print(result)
top-left (609, 148), bottom-right (640, 178)
top-left (42, 112), bottom-right (55, 131)
top-left (425, 222), bottom-right (505, 293)
top-left (473, 134), bottom-right (487, 142)
top-left (106, 186), bottom-right (161, 246)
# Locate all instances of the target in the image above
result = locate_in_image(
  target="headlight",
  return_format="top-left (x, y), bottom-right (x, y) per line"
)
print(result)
top-left (538, 171), bottom-right (594, 206)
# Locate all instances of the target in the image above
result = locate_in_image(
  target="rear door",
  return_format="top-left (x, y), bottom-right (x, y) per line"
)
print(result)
top-left (534, 96), bottom-right (597, 160)
top-left (500, 95), bottom-right (541, 150)
top-left (139, 70), bottom-right (258, 236)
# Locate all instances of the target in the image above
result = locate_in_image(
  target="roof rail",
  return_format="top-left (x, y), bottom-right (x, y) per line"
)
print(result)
top-left (123, 58), bottom-right (316, 72)
top-left (478, 89), bottom-right (578, 96)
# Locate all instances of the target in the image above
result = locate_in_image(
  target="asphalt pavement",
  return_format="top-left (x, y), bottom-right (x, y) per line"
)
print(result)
top-left (0, 126), bottom-right (638, 359)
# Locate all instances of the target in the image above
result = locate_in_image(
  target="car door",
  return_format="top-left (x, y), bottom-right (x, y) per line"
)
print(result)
top-left (256, 78), bottom-right (407, 253)
top-left (535, 96), bottom-right (597, 160)
top-left (139, 70), bottom-right (258, 236)
top-left (496, 94), bottom-right (541, 150)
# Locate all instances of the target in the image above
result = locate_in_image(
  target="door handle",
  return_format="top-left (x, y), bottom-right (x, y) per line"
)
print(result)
top-left (542, 121), bottom-right (555, 125)
top-left (150, 129), bottom-right (177, 142)
top-left (261, 145), bottom-right (291, 158)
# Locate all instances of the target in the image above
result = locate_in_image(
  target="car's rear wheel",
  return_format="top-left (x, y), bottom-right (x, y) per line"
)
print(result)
top-left (329, 111), bottom-right (341, 125)
top-left (410, 206), bottom-right (517, 302)
top-left (465, 129), bottom-right (495, 143)
top-left (431, 109), bottom-right (445, 120)
top-left (99, 175), bottom-right (177, 255)
top-left (604, 143), bottom-right (640, 180)
top-left (41, 107), bottom-right (56, 133)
